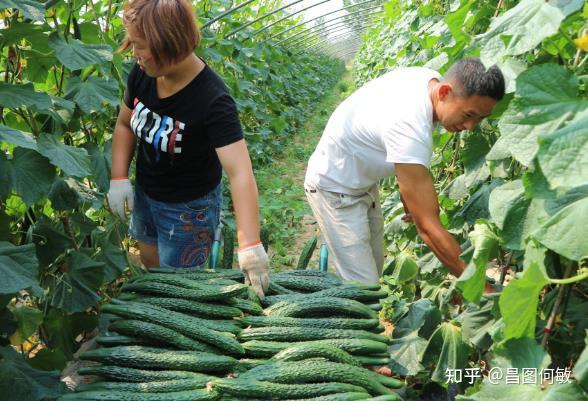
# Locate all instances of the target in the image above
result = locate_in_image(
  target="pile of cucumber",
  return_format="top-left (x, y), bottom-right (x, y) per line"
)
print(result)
top-left (57, 269), bottom-right (403, 401)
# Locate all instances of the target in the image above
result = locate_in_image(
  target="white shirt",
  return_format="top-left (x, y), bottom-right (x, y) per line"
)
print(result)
top-left (305, 67), bottom-right (440, 196)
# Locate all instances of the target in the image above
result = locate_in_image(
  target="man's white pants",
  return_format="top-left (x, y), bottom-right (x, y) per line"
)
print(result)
top-left (305, 184), bottom-right (384, 284)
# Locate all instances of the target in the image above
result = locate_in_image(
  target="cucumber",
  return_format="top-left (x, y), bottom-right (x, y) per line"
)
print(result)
top-left (221, 225), bottom-right (235, 269)
top-left (239, 316), bottom-right (380, 331)
top-left (297, 236), bottom-right (318, 270)
top-left (102, 301), bottom-right (243, 354)
top-left (354, 355), bottom-right (391, 366)
top-left (77, 366), bottom-right (211, 382)
top-left (212, 379), bottom-right (366, 399)
top-left (133, 297), bottom-right (242, 319)
top-left (237, 358), bottom-right (268, 370)
top-left (109, 320), bottom-right (220, 352)
top-left (121, 281), bottom-right (247, 302)
top-left (242, 339), bottom-right (388, 358)
top-left (271, 343), bottom-right (361, 366)
top-left (269, 274), bottom-right (342, 292)
top-left (265, 297), bottom-right (378, 319)
top-left (57, 389), bottom-right (219, 401)
top-left (76, 378), bottom-right (210, 393)
top-left (240, 361), bottom-right (393, 396)
top-left (224, 297), bottom-right (263, 316)
top-left (263, 286), bottom-right (388, 305)
top-left (79, 346), bottom-right (237, 373)
top-left (267, 281), bottom-right (296, 296)
top-left (95, 335), bottom-right (154, 347)
top-left (238, 327), bottom-right (391, 344)
top-left (218, 393), bottom-right (371, 401)
top-left (146, 267), bottom-right (244, 281)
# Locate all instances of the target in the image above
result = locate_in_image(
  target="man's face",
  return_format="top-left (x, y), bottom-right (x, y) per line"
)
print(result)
top-left (436, 85), bottom-right (497, 132)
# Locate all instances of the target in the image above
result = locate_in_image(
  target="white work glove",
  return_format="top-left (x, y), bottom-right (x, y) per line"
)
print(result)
top-left (107, 178), bottom-right (134, 219)
top-left (238, 243), bottom-right (270, 299)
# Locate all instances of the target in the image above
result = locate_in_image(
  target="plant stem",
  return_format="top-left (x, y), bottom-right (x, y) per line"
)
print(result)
top-left (541, 262), bottom-right (574, 347)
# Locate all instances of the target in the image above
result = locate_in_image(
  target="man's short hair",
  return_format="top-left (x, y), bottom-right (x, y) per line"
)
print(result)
top-left (120, 0), bottom-right (200, 67)
top-left (443, 58), bottom-right (505, 101)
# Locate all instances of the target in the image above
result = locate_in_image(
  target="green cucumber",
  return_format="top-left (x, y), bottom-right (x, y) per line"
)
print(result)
top-left (271, 343), bottom-right (361, 366)
top-left (296, 236), bottom-right (318, 270)
top-left (109, 320), bottom-right (220, 352)
top-left (212, 379), bottom-right (366, 399)
top-left (77, 366), bottom-right (211, 382)
top-left (121, 281), bottom-right (247, 302)
top-left (224, 297), bottom-right (263, 316)
top-left (242, 339), bottom-right (388, 358)
top-left (239, 316), bottom-right (380, 331)
top-left (57, 389), bottom-right (219, 401)
top-left (79, 346), bottom-right (236, 373)
top-left (263, 285), bottom-right (388, 305)
top-left (238, 326), bottom-right (391, 344)
top-left (102, 301), bottom-right (243, 354)
top-left (133, 297), bottom-right (242, 319)
top-left (265, 297), bottom-right (378, 319)
top-left (240, 361), bottom-right (393, 396)
top-left (269, 273), bottom-right (342, 292)
top-left (76, 378), bottom-right (210, 393)
top-left (95, 335), bottom-right (153, 347)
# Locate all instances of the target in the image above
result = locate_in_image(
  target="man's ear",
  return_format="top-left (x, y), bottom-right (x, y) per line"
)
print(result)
top-left (438, 83), bottom-right (452, 101)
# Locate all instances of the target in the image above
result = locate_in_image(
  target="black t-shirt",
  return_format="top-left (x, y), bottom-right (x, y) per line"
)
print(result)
top-left (123, 61), bottom-right (243, 202)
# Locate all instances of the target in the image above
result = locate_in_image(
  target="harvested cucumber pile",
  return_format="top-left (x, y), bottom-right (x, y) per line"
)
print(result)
top-left (59, 269), bottom-right (403, 401)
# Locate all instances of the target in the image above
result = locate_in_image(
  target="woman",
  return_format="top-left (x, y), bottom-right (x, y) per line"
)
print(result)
top-left (107, 0), bottom-right (269, 298)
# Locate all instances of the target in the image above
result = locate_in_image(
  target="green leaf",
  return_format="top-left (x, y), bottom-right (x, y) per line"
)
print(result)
top-left (393, 252), bottom-right (419, 282)
top-left (0, 242), bottom-right (40, 296)
top-left (48, 178), bottom-right (80, 211)
top-left (456, 382), bottom-right (586, 401)
top-left (454, 181), bottom-right (501, 226)
top-left (573, 331), bottom-right (588, 389)
top-left (82, 141), bottom-right (111, 193)
top-left (42, 309), bottom-right (97, 359)
top-left (64, 76), bottom-right (119, 114)
top-left (92, 233), bottom-right (126, 283)
top-left (487, 64), bottom-right (588, 166)
top-left (0, 346), bottom-right (65, 401)
top-left (48, 32), bottom-right (113, 71)
top-left (50, 251), bottom-right (105, 313)
top-left (32, 219), bottom-right (72, 268)
top-left (457, 223), bottom-right (500, 304)
top-left (491, 338), bottom-right (551, 383)
top-left (393, 298), bottom-right (442, 339)
top-left (0, 151), bottom-right (11, 199)
top-left (0, 125), bottom-right (37, 150)
top-left (9, 148), bottom-right (55, 205)
top-left (27, 348), bottom-right (67, 372)
top-left (537, 111), bottom-right (588, 192)
top-left (0, 0), bottom-right (45, 22)
top-left (489, 180), bottom-right (551, 250)
top-left (477, 0), bottom-right (583, 65)
top-left (499, 261), bottom-right (549, 340)
top-left (458, 294), bottom-right (499, 350)
top-left (422, 322), bottom-right (471, 383)
top-left (387, 331), bottom-right (427, 377)
top-left (7, 305), bottom-right (43, 346)
top-left (36, 133), bottom-right (91, 178)
top-left (0, 83), bottom-right (51, 111)
top-left (532, 196), bottom-right (588, 261)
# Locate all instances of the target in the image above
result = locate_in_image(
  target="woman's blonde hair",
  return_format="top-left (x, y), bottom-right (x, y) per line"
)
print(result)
top-left (120, 0), bottom-right (200, 67)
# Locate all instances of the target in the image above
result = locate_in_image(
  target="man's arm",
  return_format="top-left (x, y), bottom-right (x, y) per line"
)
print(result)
top-left (394, 163), bottom-right (465, 277)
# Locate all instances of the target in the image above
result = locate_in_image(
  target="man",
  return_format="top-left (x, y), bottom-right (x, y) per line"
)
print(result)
top-left (304, 58), bottom-right (505, 289)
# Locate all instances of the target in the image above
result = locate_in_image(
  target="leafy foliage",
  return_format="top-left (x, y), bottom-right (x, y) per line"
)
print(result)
top-left (355, 0), bottom-right (588, 399)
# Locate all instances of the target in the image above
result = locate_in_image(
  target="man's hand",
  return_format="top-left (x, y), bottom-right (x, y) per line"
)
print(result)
top-left (238, 243), bottom-right (270, 299)
top-left (401, 213), bottom-right (413, 223)
top-left (107, 178), bottom-right (134, 219)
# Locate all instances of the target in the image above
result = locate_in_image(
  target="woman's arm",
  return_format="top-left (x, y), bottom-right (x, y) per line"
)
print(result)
top-left (216, 139), bottom-right (261, 248)
top-left (111, 104), bottom-right (136, 179)
top-left (216, 139), bottom-right (269, 298)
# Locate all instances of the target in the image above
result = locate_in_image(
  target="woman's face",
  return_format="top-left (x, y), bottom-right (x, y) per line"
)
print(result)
top-left (126, 24), bottom-right (158, 77)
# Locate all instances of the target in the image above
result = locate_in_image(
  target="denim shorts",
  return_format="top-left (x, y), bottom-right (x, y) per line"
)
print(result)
top-left (129, 184), bottom-right (222, 268)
